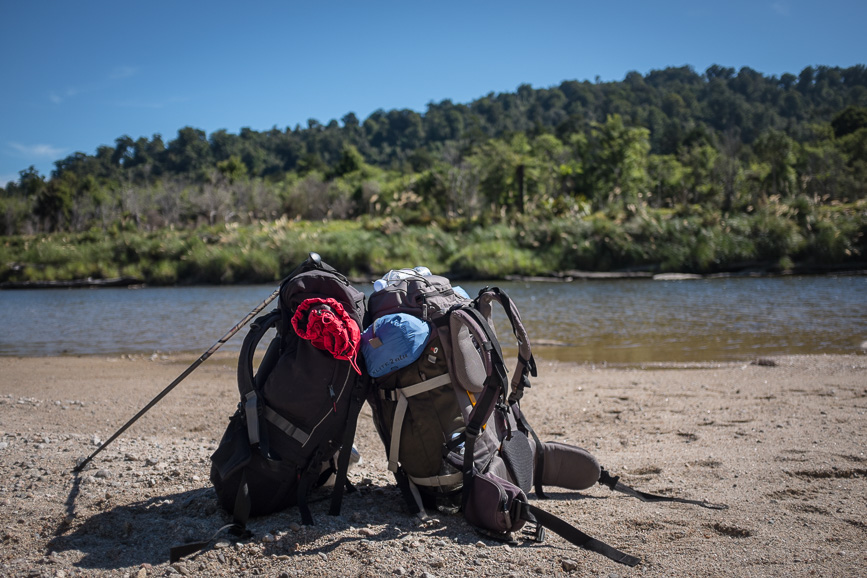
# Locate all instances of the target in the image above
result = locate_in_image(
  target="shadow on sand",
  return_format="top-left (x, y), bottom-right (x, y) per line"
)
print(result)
top-left (46, 474), bottom-right (599, 571)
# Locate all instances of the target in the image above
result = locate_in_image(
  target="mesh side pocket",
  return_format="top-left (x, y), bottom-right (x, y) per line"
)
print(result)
top-left (500, 430), bottom-right (534, 493)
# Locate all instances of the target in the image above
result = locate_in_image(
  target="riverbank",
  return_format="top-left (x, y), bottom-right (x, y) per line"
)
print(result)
top-left (4, 263), bottom-right (866, 290)
top-left (3, 200), bottom-right (865, 287)
top-left (1, 353), bottom-right (865, 577)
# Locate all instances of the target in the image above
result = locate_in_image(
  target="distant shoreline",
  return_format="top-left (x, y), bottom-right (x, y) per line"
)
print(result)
top-left (3, 264), bottom-right (865, 290)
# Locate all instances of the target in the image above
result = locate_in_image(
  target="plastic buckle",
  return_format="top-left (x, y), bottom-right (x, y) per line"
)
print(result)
top-left (598, 468), bottom-right (620, 491)
top-left (522, 522), bottom-right (546, 543)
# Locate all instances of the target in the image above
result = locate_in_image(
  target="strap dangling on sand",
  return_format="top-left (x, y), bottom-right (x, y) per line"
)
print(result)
top-left (522, 502), bottom-right (641, 567)
top-left (599, 468), bottom-right (728, 510)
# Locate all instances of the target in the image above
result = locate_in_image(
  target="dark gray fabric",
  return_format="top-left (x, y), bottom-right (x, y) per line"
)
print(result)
top-left (539, 441), bottom-right (600, 490)
top-left (463, 471), bottom-right (527, 534)
top-left (500, 430), bottom-right (534, 493)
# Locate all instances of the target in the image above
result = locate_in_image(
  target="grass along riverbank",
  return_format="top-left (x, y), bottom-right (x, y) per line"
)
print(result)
top-left (2, 200), bottom-right (865, 286)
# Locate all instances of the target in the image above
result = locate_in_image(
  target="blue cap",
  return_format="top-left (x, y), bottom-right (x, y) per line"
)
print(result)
top-left (361, 313), bottom-right (431, 377)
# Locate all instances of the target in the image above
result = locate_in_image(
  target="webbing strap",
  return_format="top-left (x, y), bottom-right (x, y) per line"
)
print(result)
top-left (392, 466), bottom-right (424, 516)
top-left (401, 373), bottom-right (453, 398)
top-left (379, 373), bottom-right (452, 401)
top-left (169, 476), bottom-right (252, 561)
top-left (296, 469), bottom-right (315, 525)
top-left (329, 381), bottom-right (366, 516)
top-left (598, 469), bottom-right (728, 510)
top-left (460, 383), bottom-right (500, 511)
top-left (243, 392), bottom-right (260, 446)
top-left (387, 374), bottom-right (452, 472)
top-left (263, 405), bottom-right (310, 445)
top-left (407, 479), bottom-right (427, 516)
top-left (524, 503), bottom-right (641, 567)
top-left (408, 471), bottom-right (463, 488)
top-left (169, 523), bottom-right (239, 562)
top-left (297, 446), bottom-right (333, 525)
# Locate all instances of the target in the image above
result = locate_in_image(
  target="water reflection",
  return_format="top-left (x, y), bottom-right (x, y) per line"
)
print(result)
top-left (1, 275), bottom-right (864, 364)
top-left (453, 276), bottom-right (866, 363)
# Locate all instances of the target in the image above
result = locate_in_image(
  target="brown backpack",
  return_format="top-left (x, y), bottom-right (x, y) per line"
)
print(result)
top-left (362, 272), bottom-right (643, 566)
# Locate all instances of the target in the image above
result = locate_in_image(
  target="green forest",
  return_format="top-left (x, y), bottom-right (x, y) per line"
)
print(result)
top-left (2, 64), bottom-right (866, 284)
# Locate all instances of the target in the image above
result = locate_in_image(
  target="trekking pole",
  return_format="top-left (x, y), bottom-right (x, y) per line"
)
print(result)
top-left (72, 285), bottom-right (281, 473)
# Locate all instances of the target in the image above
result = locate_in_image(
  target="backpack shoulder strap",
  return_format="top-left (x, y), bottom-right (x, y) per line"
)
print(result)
top-left (472, 289), bottom-right (547, 496)
top-left (237, 309), bottom-right (283, 398)
top-left (447, 305), bottom-right (511, 512)
top-left (474, 287), bottom-right (537, 403)
top-left (328, 374), bottom-right (370, 516)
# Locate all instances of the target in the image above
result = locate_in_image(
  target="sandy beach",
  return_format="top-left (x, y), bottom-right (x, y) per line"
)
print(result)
top-left (1, 353), bottom-right (865, 577)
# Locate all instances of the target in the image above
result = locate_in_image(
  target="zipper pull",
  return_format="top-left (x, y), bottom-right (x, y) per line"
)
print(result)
top-left (328, 384), bottom-right (337, 413)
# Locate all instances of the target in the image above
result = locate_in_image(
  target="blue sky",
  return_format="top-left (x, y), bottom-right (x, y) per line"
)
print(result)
top-left (1, 0), bottom-right (865, 186)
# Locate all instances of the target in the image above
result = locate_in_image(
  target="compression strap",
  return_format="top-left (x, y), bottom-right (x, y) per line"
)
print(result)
top-left (408, 471), bottom-right (463, 488)
top-left (243, 392), bottom-right (260, 446)
top-left (598, 468), bottom-right (728, 510)
top-left (386, 373), bottom-right (452, 472)
top-left (523, 502), bottom-right (641, 567)
top-left (262, 405), bottom-right (310, 445)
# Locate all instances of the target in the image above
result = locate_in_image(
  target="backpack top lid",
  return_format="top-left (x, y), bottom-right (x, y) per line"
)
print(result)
top-left (280, 268), bottom-right (366, 327)
top-left (361, 313), bottom-right (431, 377)
top-left (367, 274), bottom-right (467, 322)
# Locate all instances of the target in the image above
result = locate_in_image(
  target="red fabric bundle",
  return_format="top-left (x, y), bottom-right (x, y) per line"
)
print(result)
top-left (291, 297), bottom-right (362, 374)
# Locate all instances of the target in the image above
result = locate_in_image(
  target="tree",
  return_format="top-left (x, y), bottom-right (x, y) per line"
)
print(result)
top-left (165, 127), bottom-right (212, 176)
top-left (476, 137), bottom-right (520, 213)
top-left (585, 115), bottom-right (651, 211)
top-left (754, 129), bottom-right (797, 198)
top-left (679, 144), bottom-right (720, 206)
top-left (33, 175), bottom-right (73, 231)
top-left (6, 64), bottom-right (867, 233)
top-left (210, 129), bottom-right (242, 162)
top-left (835, 126), bottom-right (867, 199)
top-left (647, 154), bottom-right (685, 207)
top-left (718, 128), bottom-right (743, 211)
top-left (527, 133), bottom-right (570, 210)
top-left (127, 134), bottom-right (166, 179)
top-left (18, 166), bottom-right (45, 199)
top-left (216, 155), bottom-right (248, 184)
top-left (111, 136), bottom-right (135, 167)
top-left (331, 145), bottom-right (366, 178)
top-left (798, 135), bottom-right (848, 201)
top-left (831, 106), bottom-right (867, 138)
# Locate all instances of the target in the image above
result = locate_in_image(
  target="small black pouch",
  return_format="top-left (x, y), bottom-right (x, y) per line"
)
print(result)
top-left (463, 471), bottom-right (528, 535)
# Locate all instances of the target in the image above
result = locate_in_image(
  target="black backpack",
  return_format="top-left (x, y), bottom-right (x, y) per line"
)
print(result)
top-left (209, 253), bottom-right (368, 531)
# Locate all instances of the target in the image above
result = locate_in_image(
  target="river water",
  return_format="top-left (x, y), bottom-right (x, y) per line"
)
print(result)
top-left (1, 275), bottom-right (865, 364)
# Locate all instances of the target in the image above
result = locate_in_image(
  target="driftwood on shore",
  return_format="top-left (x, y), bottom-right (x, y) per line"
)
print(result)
top-left (508, 264), bottom-right (867, 283)
top-left (507, 271), bottom-right (654, 282)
